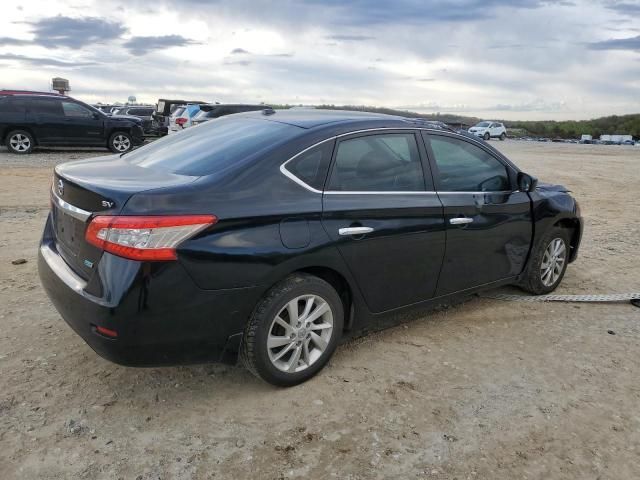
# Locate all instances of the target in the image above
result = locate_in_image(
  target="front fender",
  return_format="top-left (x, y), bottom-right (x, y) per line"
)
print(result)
top-left (529, 188), bottom-right (582, 263)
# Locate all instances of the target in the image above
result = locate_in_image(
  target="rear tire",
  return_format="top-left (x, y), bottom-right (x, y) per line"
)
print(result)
top-left (483, 132), bottom-right (490, 141)
top-left (520, 227), bottom-right (571, 295)
top-left (240, 274), bottom-right (343, 387)
top-left (499, 132), bottom-right (506, 141)
top-left (6, 130), bottom-right (34, 154)
top-left (108, 132), bottom-right (133, 153)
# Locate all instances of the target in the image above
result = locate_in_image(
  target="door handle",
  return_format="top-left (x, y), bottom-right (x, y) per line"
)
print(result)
top-left (450, 217), bottom-right (474, 225)
top-left (339, 226), bottom-right (374, 236)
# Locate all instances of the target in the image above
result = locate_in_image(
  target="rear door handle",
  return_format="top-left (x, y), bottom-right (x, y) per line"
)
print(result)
top-left (450, 217), bottom-right (474, 225)
top-left (339, 226), bottom-right (374, 236)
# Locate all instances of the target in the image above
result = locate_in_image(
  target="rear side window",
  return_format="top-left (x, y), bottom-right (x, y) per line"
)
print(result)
top-left (124, 117), bottom-right (302, 176)
top-left (0, 97), bottom-right (27, 113)
top-left (328, 133), bottom-right (425, 192)
top-left (285, 141), bottom-right (335, 190)
top-left (427, 135), bottom-right (510, 192)
top-left (29, 98), bottom-right (63, 116)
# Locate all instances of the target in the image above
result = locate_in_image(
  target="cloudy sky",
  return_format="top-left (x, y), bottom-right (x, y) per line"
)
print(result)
top-left (1, 0), bottom-right (639, 120)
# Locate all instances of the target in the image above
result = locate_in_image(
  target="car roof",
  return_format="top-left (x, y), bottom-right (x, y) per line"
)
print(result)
top-left (237, 108), bottom-right (410, 129)
top-left (200, 103), bottom-right (269, 108)
top-left (0, 90), bottom-right (66, 98)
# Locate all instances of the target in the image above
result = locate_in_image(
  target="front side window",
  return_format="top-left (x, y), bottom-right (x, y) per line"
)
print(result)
top-left (328, 133), bottom-right (425, 192)
top-left (428, 135), bottom-right (510, 192)
top-left (62, 101), bottom-right (92, 118)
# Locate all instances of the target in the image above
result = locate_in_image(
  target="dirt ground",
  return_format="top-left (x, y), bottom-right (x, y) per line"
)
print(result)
top-left (1, 141), bottom-right (639, 480)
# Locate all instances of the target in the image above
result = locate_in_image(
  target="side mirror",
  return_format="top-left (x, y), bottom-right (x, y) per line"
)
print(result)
top-left (517, 172), bottom-right (538, 192)
top-left (93, 112), bottom-right (101, 119)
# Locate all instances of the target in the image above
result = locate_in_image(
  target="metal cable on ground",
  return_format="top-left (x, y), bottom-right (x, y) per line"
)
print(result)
top-left (480, 292), bottom-right (640, 307)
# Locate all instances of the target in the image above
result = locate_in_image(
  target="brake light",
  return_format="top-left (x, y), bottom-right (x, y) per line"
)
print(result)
top-left (175, 117), bottom-right (188, 126)
top-left (85, 215), bottom-right (216, 261)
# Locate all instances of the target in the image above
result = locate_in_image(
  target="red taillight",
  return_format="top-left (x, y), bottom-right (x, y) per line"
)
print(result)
top-left (95, 325), bottom-right (118, 338)
top-left (85, 215), bottom-right (217, 261)
top-left (175, 117), bottom-right (188, 126)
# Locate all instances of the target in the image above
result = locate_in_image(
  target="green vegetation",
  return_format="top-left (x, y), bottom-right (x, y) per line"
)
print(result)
top-left (273, 104), bottom-right (640, 139)
top-left (506, 115), bottom-right (640, 139)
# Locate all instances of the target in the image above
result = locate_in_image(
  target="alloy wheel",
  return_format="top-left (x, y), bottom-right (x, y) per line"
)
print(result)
top-left (112, 134), bottom-right (131, 152)
top-left (540, 237), bottom-right (566, 287)
top-left (9, 133), bottom-right (31, 152)
top-left (267, 294), bottom-right (334, 373)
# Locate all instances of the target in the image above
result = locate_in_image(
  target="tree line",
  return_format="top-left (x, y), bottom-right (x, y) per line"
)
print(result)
top-left (274, 104), bottom-right (640, 139)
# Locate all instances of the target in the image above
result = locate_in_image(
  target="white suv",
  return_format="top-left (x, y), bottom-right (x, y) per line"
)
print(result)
top-left (469, 121), bottom-right (507, 141)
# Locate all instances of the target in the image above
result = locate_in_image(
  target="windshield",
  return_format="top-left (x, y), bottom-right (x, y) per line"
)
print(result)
top-left (476, 122), bottom-right (491, 127)
top-left (124, 117), bottom-right (302, 176)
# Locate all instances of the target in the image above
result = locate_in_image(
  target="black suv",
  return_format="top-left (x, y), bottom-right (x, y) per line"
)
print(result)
top-left (0, 91), bottom-right (144, 154)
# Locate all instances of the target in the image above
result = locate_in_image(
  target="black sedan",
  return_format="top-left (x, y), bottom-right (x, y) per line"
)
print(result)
top-left (38, 110), bottom-right (583, 386)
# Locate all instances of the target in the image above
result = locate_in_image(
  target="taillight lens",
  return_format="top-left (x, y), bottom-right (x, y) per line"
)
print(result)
top-left (85, 215), bottom-right (216, 261)
top-left (175, 117), bottom-right (187, 126)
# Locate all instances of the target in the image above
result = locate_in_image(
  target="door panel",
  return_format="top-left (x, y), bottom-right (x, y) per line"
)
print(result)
top-left (60, 101), bottom-right (104, 144)
top-left (435, 192), bottom-right (532, 295)
top-left (320, 130), bottom-right (445, 313)
top-left (322, 194), bottom-right (446, 312)
top-left (423, 132), bottom-right (532, 295)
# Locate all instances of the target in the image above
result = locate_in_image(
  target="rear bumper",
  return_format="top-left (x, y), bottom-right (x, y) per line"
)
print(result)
top-left (38, 221), bottom-right (259, 366)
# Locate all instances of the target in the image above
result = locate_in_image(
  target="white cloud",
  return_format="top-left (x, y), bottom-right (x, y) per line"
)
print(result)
top-left (0, 0), bottom-right (638, 119)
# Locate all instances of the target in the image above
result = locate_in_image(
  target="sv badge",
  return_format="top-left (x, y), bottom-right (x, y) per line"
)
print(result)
top-left (101, 200), bottom-right (115, 208)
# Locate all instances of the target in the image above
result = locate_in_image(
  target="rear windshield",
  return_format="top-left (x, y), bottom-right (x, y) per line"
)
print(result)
top-left (124, 117), bottom-right (302, 176)
top-left (171, 107), bottom-right (185, 117)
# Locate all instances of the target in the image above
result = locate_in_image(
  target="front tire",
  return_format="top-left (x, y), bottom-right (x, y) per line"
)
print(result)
top-left (241, 274), bottom-right (344, 387)
top-left (520, 227), bottom-right (570, 295)
top-left (483, 132), bottom-right (490, 141)
top-left (108, 132), bottom-right (133, 153)
top-left (6, 130), bottom-right (35, 154)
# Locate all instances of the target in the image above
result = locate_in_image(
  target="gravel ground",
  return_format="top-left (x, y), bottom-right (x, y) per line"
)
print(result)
top-left (1, 141), bottom-right (639, 479)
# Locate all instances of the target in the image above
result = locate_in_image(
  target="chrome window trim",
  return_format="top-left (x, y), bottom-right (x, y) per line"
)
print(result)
top-left (51, 189), bottom-right (92, 221)
top-left (324, 191), bottom-right (436, 195)
top-left (279, 137), bottom-right (335, 194)
top-left (279, 127), bottom-right (517, 195)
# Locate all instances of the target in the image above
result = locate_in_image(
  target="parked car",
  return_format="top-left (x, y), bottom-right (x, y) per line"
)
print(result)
top-left (38, 110), bottom-right (582, 386)
top-left (109, 106), bottom-right (157, 135)
top-left (93, 104), bottom-right (118, 114)
top-left (153, 99), bottom-right (207, 136)
top-left (168, 104), bottom-right (201, 134)
top-left (191, 104), bottom-right (268, 126)
top-left (0, 91), bottom-right (144, 154)
top-left (469, 121), bottom-right (507, 141)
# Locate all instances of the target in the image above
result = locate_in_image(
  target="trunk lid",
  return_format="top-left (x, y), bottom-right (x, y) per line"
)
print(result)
top-left (52, 155), bottom-right (198, 279)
